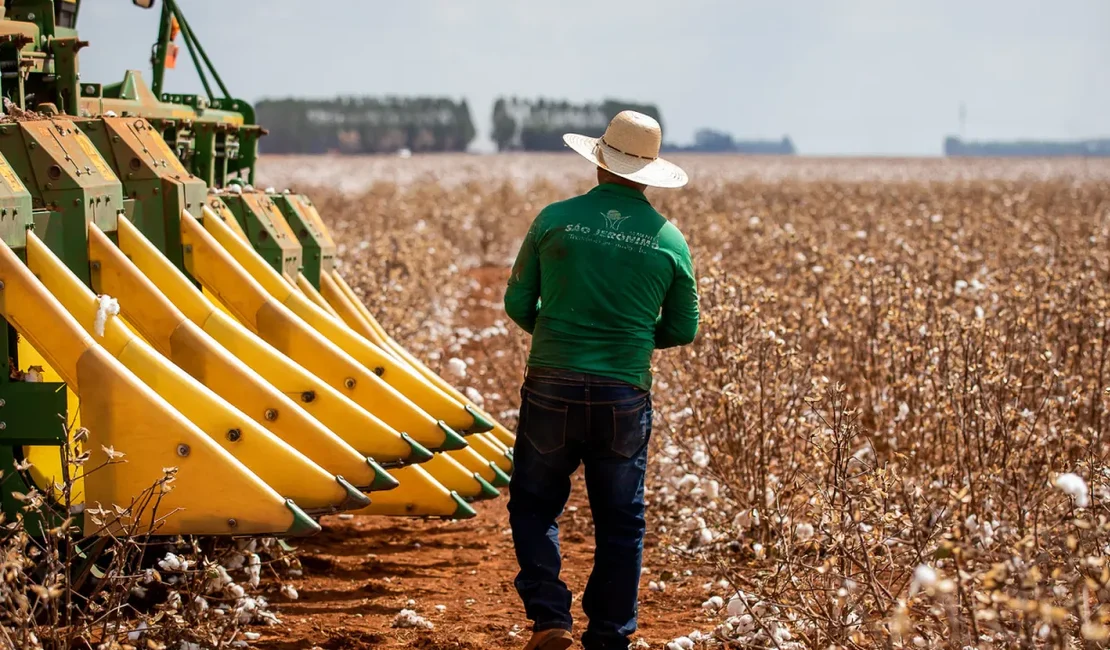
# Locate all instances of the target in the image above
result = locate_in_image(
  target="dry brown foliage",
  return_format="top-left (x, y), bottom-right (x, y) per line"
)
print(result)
top-left (0, 430), bottom-right (302, 649)
top-left (303, 165), bottom-right (1110, 649)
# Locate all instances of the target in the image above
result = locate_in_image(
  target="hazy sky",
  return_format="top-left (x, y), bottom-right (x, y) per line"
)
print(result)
top-left (77, 0), bottom-right (1108, 156)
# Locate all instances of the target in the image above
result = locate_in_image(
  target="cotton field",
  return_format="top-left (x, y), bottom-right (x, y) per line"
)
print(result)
top-left (15, 155), bottom-right (1101, 649)
top-left (296, 154), bottom-right (1110, 648)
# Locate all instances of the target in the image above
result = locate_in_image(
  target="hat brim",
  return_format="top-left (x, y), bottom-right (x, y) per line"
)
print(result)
top-left (563, 133), bottom-right (688, 189)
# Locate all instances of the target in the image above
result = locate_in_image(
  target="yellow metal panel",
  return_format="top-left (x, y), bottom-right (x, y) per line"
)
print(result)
top-left (296, 272), bottom-right (339, 318)
top-left (180, 209), bottom-right (453, 452)
top-left (87, 224), bottom-right (382, 489)
top-left (26, 233), bottom-right (350, 513)
top-left (355, 464), bottom-right (464, 517)
top-left (199, 206), bottom-right (477, 434)
top-left (112, 216), bottom-right (415, 464)
top-left (0, 237), bottom-right (302, 536)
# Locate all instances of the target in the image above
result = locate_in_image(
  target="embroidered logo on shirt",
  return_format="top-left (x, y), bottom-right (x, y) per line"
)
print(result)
top-left (601, 210), bottom-right (631, 231)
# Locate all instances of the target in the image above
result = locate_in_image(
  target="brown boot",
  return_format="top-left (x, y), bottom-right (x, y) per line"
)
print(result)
top-left (523, 628), bottom-right (573, 650)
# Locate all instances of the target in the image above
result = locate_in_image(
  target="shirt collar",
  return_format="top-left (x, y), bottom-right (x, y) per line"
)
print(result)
top-left (589, 183), bottom-right (650, 204)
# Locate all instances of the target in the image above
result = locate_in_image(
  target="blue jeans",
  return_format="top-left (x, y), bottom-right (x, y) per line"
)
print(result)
top-left (508, 366), bottom-right (652, 650)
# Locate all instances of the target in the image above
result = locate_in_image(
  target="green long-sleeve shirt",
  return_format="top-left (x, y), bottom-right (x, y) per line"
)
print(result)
top-left (504, 183), bottom-right (699, 390)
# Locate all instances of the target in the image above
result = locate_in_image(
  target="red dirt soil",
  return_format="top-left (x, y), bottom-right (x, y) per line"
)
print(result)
top-left (253, 267), bottom-right (710, 649)
top-left (253, 482), bottom-right (707, 650)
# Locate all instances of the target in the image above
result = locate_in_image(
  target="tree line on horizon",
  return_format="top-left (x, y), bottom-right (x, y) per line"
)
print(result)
top-left (255, 96), bottom-right (477, 154)
top-left (253, 95), bottom-right (794, 155)
top-left (252, 96), bottom-right (1108, 157)
top-left (944, 136), bottom-right (1110, 157)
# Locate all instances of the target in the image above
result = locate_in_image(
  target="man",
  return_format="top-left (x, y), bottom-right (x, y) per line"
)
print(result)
top-left (503, 110), bottom-right (700, 650)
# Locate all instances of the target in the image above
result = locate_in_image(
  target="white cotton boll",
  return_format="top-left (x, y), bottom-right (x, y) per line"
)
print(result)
top-left (447, 357), bottom-right (467, 378)
top-left (667, 637), bottom-right (694, 650)
top-left (93, 295), bottom-right (119, 337)
top-left (736, 614), bottom-right (755, 634)
top-left (706, 480), bottom-right (720, 499)
top-left (701, 596), bottom-right (724, 610)
top-left (691, 450), bottom-right (710, 468)
top-left (981, 521), bottom-right (994, 546)
top-left (752, 543), bottom-right (765, 560)
top-left (243, 632), bottom-right (260, 640)
top-left (228, 584), bottom-right (245, 599)
top-left (727, 597), bottom-right (744, 617)
top-left (465, 386), bottom-right (485, 407)
top-left (392, 609), bottom-right (434, 630)
top-left (226, 553), bottom-right (246, 570)
top-left (1055, 473), bottom-right (1089, 507)
top-left (676, 474), bottom-right (700, 491)
top-left (909, 564), bottom-right (937, 597)
top-left (280, 584), bottom-right (298, 600)
top-left (127, 620), bottom-right (148, 641)
top-left (435, 604), bottom-right (446, 613)
top-left (699, 527), bottom-right (714, 545)
top-left (247, 553), bottom-right (261, 588)
top-left (405, 599), bottom-right (416, 607)
top-left (795, 522), bottom-right (815, 542)
top-left (157, 552), bottom-right (181, 572)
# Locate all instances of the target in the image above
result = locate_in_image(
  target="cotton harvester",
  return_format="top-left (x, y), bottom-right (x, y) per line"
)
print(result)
top-left (0, 0), bottom-right (516, 540)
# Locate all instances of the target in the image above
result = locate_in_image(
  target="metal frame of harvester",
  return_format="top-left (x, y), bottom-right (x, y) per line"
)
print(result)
top-left (0, 0), bottom-right (517, 542)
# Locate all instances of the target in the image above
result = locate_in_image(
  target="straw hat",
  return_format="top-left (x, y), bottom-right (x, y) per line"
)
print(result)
top-left (563, 110), bottom-right (688, 188)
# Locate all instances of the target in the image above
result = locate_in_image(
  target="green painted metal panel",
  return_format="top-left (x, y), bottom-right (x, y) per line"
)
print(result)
top-left (0, 316), bottom-right (66, 528)
top-left (0, 151), bottom-right (34, 251)
top-left (271, 193), bottom-right (334, 289)
top-left (76, 116), bottom-right (206, 267)
top-left (0, 118), bottom-right (123, 283)
top-left (0, 380), bottom-right (68, 446)
top-left (220, 191), bottom-right (302, 278)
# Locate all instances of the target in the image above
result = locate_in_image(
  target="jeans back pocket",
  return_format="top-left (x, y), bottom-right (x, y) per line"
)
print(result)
top-left (610, 395), bottom-right (652, 458)
top-left (521, 392), bottom-right (569, 454)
